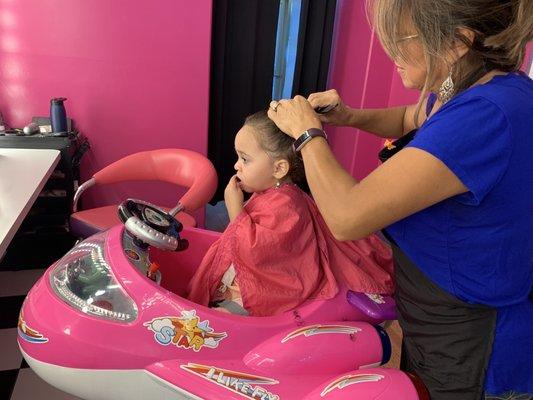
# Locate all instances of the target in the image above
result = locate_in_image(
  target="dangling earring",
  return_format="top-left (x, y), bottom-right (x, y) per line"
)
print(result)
top-left (275, 180), bottom-right (281, 189)
top-left (438, 67), bottom-right (455, 104)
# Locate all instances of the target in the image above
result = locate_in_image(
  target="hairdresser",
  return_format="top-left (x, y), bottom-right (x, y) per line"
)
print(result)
top-left (268, 1), bottom-right (533, 399)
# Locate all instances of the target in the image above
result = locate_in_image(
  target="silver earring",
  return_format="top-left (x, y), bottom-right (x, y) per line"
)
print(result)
top-left (438, 68), bottom-right (455, 104)
top-left (275, 180), bottom-right (281, 189)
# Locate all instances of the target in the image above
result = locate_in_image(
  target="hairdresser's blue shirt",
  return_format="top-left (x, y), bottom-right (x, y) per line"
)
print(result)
top-left (387, 72), bottom-right (533, 394)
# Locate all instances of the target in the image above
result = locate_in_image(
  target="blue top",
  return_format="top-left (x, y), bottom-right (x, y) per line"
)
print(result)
top-left (387, 72), bottom-right (533, 394)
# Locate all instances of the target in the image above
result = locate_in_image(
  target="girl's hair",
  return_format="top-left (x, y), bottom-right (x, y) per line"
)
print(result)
top-left (244, 110), bottom-right (308, 190)
top-left (369, 0), bottom-right (533, 126)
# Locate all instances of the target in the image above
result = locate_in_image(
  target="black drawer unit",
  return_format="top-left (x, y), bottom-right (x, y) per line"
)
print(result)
top-left (0, 132), bottom-right (89, 269)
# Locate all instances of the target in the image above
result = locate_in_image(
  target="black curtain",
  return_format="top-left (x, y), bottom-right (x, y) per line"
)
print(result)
top-left (291, 0), bottom-right (337, 98)
top-left (208, 0), bottom-right (337, 202)
top-left (208, 0), bottom-right (280, 202)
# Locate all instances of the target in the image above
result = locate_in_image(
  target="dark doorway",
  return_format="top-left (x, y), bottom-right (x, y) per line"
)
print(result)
top-left (208, 0), bottom-right (280, 202)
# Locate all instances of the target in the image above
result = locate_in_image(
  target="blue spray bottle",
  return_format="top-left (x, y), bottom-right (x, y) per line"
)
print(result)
top-left (50, 97), bottom-right (68, 133)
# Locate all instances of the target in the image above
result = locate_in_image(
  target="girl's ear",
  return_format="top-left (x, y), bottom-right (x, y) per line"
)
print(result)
top-left (273, 159), bottom-right (290, 180)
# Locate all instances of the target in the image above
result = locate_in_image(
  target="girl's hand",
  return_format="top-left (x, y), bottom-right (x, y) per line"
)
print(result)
top-left (268, 95), bottom-right (322, 139)
top-left (224, 175), bottom-right (244, 222)
top-left (308, 89), bottom-right (351, 126)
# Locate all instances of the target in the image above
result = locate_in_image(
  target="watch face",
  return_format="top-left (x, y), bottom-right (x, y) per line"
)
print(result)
top-left (143, 207), bottom-right (170, 227)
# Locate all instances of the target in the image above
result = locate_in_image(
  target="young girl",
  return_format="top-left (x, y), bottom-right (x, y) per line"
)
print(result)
top-left (187, 111), bottom-right (394, 316)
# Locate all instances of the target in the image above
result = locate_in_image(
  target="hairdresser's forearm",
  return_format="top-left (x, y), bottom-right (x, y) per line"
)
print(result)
top-left (343, 106), bottom-right (408, 138)
top-left (300, 137), bottom-right (361, 239)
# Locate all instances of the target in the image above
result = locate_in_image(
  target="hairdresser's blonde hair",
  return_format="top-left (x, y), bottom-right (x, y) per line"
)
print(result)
top-left (369, 0), bottom-right (533, 126)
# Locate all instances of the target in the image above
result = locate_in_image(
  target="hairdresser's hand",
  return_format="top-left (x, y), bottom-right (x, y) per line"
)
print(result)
top-left (308, 89), bottom-right (351, 126)
top-left (268, 95), bottom-right (322, 139)
top-left (224, 175), bottom-right (244, 222)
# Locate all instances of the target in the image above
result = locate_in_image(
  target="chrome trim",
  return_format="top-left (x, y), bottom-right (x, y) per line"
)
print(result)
top-left (124, 216), bottom-right (178, 251)
top-left (168, 202), bottom-right (184, 217)
top-left (72, 178), bottom-right (96, 212)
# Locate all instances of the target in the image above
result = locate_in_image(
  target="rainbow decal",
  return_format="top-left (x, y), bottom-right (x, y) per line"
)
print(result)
top-left (181, 363), bottom-right (280, 400)
top-left (144, 310), bottom-right (227, 352)
top-left (281, 324), bottom-right (362, 343)
top-left (320, 373), bottom-right (385, 397)
top-left (17, 313), bottom-right (49, 344)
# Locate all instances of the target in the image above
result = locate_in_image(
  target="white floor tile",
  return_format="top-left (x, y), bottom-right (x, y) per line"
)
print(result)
top-left (11, 368), bottom-right (82, 400)
top-left (0, 329), bottom-right (23, 371)
top-left (0, 270), bottom-right (45, 297)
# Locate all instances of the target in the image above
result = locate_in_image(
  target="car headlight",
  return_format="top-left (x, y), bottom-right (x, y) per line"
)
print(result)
top-left (50, 232), bottom-right (138, 323)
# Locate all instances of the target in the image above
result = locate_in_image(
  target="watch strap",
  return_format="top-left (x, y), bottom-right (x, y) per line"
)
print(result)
top-left (292, 128), bottom-right (327, 153)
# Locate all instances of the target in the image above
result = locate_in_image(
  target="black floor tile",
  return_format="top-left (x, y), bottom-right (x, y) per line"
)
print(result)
top-left (19, 359), bottom-right (29, 369)
top-left (0, 369), bottom-right (19, 400)
top-left (0, 296), bottom-right (25, 329)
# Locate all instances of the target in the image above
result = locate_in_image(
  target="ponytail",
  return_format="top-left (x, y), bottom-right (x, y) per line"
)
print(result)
top-left (484, 0), bottom-right (533, 70)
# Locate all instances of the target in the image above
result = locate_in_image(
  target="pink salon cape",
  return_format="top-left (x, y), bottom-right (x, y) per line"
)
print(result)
top-left (188, 184), bottom-right (394, 316)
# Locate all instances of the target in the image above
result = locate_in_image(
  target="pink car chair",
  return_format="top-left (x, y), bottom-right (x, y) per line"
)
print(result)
top-left (70, 149), bottom-right (217, 239)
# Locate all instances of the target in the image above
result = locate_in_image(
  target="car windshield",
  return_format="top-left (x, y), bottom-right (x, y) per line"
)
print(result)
top-left (50, 231), bottom-right (138, 322)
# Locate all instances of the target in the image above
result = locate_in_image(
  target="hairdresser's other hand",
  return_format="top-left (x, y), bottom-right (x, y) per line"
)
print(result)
top-left (268, 95), bottom-right (322, 139)
top-left (224, 175), bottom-right (244, 222)
top-left (308, 89), bottom-right (350, 126)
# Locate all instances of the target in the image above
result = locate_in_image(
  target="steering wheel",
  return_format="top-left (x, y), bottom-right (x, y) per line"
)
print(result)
top-left (118, 199), bottom-right (189, 251)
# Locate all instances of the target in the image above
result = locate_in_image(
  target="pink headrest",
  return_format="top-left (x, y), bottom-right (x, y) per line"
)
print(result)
top-left (93, 149), bottom-right (217, 211)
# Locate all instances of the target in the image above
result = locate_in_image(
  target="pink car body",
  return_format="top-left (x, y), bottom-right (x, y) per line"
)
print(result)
top-left (18, 225), bottom-right (424, 400)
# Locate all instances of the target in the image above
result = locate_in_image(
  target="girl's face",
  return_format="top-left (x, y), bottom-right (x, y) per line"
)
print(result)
top-left (233, 125), bottom-right (278, 193)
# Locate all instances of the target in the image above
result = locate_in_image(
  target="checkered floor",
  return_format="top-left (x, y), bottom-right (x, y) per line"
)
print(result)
top-left (0, 268), bottom-right (81, 400)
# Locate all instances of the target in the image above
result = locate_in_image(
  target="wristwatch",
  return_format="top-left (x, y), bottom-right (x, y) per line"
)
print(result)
top-left (292, 128), bottom-right (328, 153)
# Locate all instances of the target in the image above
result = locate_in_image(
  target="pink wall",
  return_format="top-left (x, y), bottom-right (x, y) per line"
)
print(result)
top-left (0, 0), bottom-right (212, 223)
top-left (326, 0), bottom-right (421, 180)
top-left (2, 1), bottom-right (528, 215)
top-left (326, 0), bottom-right (399, 180)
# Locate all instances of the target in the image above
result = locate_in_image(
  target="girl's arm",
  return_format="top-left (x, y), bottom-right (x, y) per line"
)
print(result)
top-left (224, 175), bottom-right (244, 222)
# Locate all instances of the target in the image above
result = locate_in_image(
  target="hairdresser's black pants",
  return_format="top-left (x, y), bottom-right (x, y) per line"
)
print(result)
top-left (392, 243), bottom-right (498, 400)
